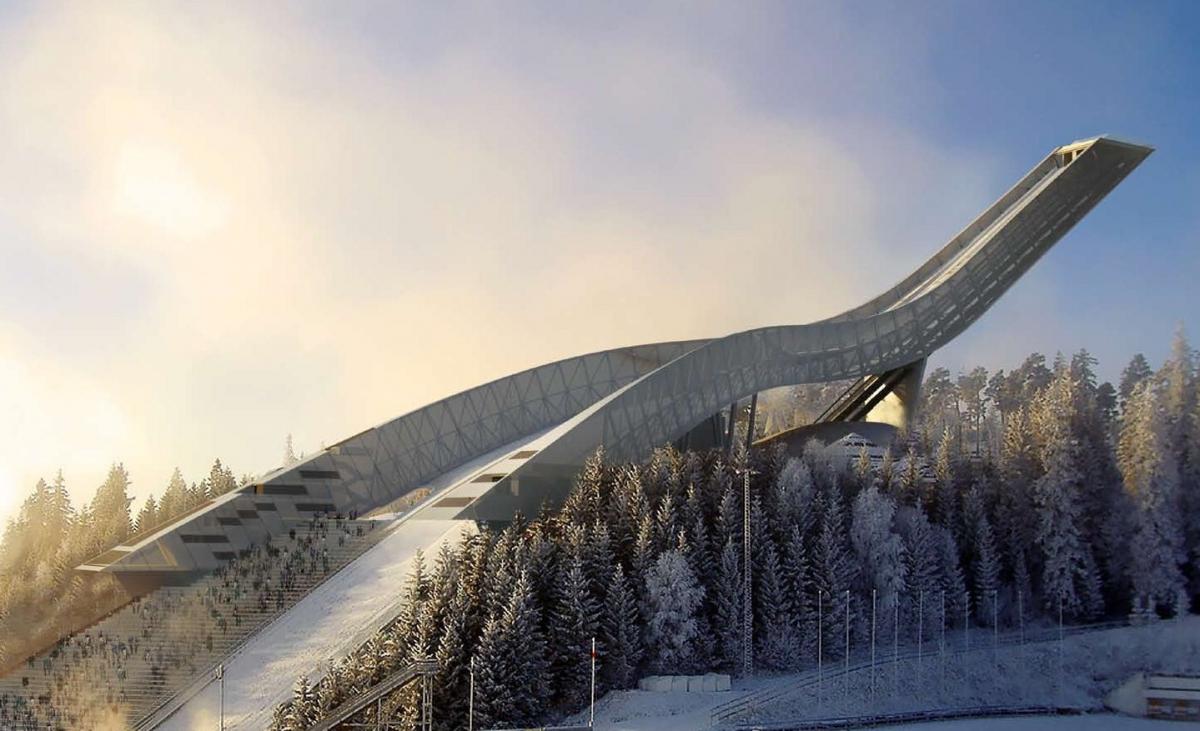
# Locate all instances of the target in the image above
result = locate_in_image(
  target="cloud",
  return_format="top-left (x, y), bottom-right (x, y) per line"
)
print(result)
top-left (0, 2), bottom-right (991, 517)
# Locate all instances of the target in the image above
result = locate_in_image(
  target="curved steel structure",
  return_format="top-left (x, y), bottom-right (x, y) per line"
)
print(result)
top-left (80, 136), bottom-right (1151, 574)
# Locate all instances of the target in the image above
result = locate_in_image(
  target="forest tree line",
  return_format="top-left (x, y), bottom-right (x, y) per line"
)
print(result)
top-left (269, 334), bottom-right (1200, 730)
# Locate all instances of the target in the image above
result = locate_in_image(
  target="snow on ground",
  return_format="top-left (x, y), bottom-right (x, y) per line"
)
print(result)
top-left (160, 519), bottom-right (472, 731)
top-left (873, 715), bottom-right (1194, 730)
top-left (574, 617), bottom-right (1200, 730)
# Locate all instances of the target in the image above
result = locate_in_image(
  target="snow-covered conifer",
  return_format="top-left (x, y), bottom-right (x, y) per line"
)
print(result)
top-left (644, 549), bottom-right (704, 674)
top-left (600, 564), bottom-right (642, 690)
top-left (712, 539), bottom-right (743, 672)
top-left (851, 486), bottom-right (907, 633)
top-left (1119, 381), bottom-right (1188, 615)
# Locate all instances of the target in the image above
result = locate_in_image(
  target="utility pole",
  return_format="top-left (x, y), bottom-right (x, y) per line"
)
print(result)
top-left (216, 663), bottom-right (224, 731)
top-left (917, 590), bottom-right (923, 688)
top-left (992, 589), bottom-right (998, 666)
top-left (590, 637), bottom-right (597, 727)
top-left (893, 596), bottom-right (899, 699)
top-left (817, 590), bottom-right (823, 708)
top-left (844, 589), bottom-right (850, 699)
top-left (964, 592), bottom-right (970, 652)
top-left (468, 657), bottom-right (475, 731)
top-left (742, 464), bottom-right (754, 677)
top-left (870, 588), bottom-right (876, 699)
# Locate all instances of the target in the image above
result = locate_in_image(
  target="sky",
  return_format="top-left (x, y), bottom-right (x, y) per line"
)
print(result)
top-left (0, 1), bottom-right (1197, 526)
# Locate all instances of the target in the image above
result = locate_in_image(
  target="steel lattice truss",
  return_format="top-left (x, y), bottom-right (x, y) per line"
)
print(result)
top-left (81, 136), bottom-right (1151, 573)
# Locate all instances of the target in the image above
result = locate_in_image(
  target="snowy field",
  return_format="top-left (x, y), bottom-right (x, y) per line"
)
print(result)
top-left (874, 715), bottom-right (1194, 730)
top-left (572, 617), bottom-right (1200, 730)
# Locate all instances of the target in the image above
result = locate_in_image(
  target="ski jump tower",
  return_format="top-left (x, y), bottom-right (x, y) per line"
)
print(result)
top-left (80, 136), bottom-right (1151, 579)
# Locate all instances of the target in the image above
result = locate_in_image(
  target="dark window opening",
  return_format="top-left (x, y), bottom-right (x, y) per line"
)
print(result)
top-left (254, 502), bottom-right (277, 511)
top-left (180, 534), bottom-right (229, 544)
top-left (236, 510), bottom-right (259, 520)
top-left (212, 551), bottom-right (237, 561)
top-left (295, 503), bottom-right (337, 513)
top-left (216, 517), bottom-right (242, 526)
top-left (261, 484), bottom-right (307, 496)
top-left (299, 469), bottom-right (341, 480)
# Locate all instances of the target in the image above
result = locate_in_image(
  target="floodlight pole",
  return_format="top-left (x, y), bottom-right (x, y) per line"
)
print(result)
top-left (817, 590), bottom-right (823, 706)
top-left (468, 657), bottom-right (475, 731)
top-left (741, 465), bottom-right (754, 677)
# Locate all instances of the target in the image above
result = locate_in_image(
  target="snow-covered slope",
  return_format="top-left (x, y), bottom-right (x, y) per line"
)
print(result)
top-left (159, 518), bottom-right (472, 731)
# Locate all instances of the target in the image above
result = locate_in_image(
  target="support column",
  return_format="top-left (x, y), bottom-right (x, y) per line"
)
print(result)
top-left (744, 393), bottom-right (758, 455)
top-left (724, 401), bottom-right (738, 457)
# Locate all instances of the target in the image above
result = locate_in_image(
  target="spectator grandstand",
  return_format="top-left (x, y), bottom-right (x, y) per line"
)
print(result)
top-left (0, 514), bottom-right (391, 730)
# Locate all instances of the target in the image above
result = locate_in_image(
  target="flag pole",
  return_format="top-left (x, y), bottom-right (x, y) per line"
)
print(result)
top-left (590, 637), bottom-right (597, 727)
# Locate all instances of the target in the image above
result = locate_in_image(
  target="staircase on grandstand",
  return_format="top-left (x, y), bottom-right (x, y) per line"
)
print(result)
top-left (0, 514), bottom-right (394, 731)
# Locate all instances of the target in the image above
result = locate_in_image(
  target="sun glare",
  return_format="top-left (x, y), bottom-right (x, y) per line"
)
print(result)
top-left (112, 142), bottom-right (229, 240)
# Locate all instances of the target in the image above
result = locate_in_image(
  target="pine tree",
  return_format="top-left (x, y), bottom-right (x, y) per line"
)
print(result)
top-left (548, 557), bottom-right (598, 712)
top-left (850, 486), bottom-right (907, 637)
top-left (753, 537), bottom-right (796, 670)
top-left (936, 527), bottom-right (969, 624)
top-left (781, 525), bottom-right (813, 663)
top-left (599, 564), bottom-right (642, 690)
top-left (812, 485), bottom-right (857, 657)
top-left (562, 448), bottom-right (606, 527)
top-left (134, 495), bottom-right (159, 534)
top-left (1119, 381), bottom-right (1188, 615)
top-left (896, 505), bottom-right (942, 639)
top-left (898, 446), bottom-right (923, 506)
top-left (1119, 353), bottom-right (1155, 416)
top-left (712, 539), bottom-right (743, 672)
top-left (90, 463), bottom-right (133, 551)
top-left (473, 571), bottom-right (548, 727)
top-left (158, 468), bottom-right (189, 522)
top-left (644, 549), bottom-right (704, 674)
top-left (1030, 369), bottom-right (1100, 618)
top-left (207, 458), bottom-right (238, 497)
top-left (933, 429), bottom-right (959, 536)
top-left (971, 514), bottom-right (1001, 624)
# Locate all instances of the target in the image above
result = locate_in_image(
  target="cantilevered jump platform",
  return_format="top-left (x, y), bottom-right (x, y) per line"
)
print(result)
top-left (79, 135), bottom-right (1152, 577)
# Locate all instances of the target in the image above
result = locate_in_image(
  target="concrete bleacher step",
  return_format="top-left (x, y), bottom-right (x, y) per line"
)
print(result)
top-left (0, 517), bottom-right (393, 730)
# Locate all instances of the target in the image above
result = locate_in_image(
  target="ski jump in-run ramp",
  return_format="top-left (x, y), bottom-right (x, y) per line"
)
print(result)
top-left (77, 136), bottom-right (1150, 729)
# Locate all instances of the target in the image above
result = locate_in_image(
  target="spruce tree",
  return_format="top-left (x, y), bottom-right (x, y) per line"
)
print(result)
top-left (644, 549), bottom-right (704, 674)
top-left (813, 485), bottom-right (857, 657)
top-left (1030, 367), bottom-right (1099, 617)
top-left (1119, 353), bottom-right (1155, 416)
top-left (90, 463), bottom-right (133, 551)
top-left (712, 539), bottom-right (743, 672)
top-left (548, 557), bottom-right (598, 712)
top-left (600, 564), bottom-right (642, 690)
top-left (1119, 381), bottom-right (1188, 615)
top-left (850, 486), bottom-right (907, 636)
